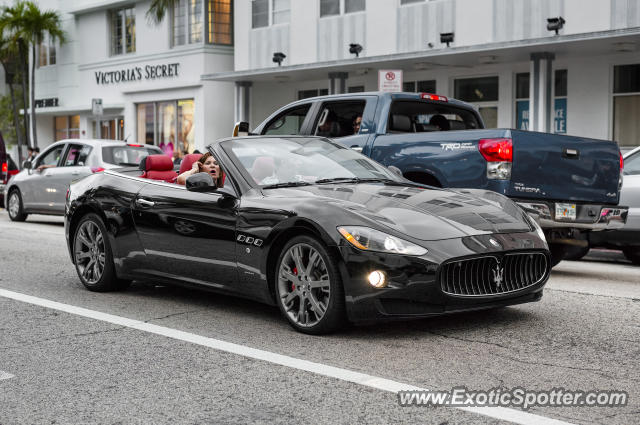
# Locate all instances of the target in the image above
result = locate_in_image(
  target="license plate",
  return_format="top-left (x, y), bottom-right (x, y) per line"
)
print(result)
top-left (555, 203), bottom-right (576, 220)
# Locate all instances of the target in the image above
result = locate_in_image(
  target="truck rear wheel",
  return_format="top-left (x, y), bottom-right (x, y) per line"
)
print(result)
top-left (563, 245), bottom-right (590, 261)
top-left (623, 248), bottom-right (640, 265)
top-left (549, 243), bottom-right (568, 267)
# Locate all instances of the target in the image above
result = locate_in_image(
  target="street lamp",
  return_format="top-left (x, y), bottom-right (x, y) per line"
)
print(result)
top-left (547, 17), bottom-right (565, 35)
top-left (349, 43), bottom-right (363, 58)
top-left (272, 52), bottom-right (286, 66)
top-left (440, 32), bottom-right (454, 47)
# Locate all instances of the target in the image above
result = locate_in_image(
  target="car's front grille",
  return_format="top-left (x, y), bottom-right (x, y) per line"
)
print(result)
top-left (440, 252), bottom-right (548, 296)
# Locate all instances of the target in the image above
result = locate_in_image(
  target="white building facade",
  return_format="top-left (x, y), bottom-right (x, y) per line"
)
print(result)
top-left (31, 0), bottom-right (640, 151)
top-left (204, 0), bottom-right (640, 149)
top-left (32, 0), bottom-right (234, 159)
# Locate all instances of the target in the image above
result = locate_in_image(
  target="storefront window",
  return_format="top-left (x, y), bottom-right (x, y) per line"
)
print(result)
top-left (110, 6), bottom-right (135, 55)
top-left (136, 100), bottom-right (195, 160)
top-left (514, 73), bottom-right (529, 130)
top-left (402, 80), bottom-right (436, 93)
top-left (455, 76), bottom-right (499, 128)
top-left (613, 64), bottom-right (640, 148)
top-left (209, 0), bottom-right (232, 44)
top-left (554, 70), bottom-right (567, 134)
top-left (174, 0), bottom-right (232, 45)
top-left (54, 115), bottom-right (80, 141)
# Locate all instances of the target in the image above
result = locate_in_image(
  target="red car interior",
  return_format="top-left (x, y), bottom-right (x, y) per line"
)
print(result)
top-left (139, 154), bottom-right (177, 182)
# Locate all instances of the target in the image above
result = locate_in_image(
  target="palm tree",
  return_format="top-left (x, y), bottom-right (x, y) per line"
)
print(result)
top-left (0, 1), bottom-right (31, 149)
top-left (21, 1), bottom-right (65, 148)
top-left (0, 35), bottom-right (25, 162)
top-left (147, 0), bottom-right (177, 24)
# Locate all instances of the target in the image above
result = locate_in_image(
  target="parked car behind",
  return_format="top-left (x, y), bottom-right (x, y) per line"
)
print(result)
top-left (568, 146), bottom-right (640, 264)
top-left (0, 134), bottom-right (19, 208)
top-left (4, 139), bottom-right (163, 221)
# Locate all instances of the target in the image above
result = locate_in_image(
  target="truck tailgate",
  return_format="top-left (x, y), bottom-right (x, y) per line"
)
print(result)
top-left (508, 130), bottom-right (621, 204)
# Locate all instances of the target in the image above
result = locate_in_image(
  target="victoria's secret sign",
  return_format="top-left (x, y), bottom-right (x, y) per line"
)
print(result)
top-left (95, 63), bottom-right (180, 85)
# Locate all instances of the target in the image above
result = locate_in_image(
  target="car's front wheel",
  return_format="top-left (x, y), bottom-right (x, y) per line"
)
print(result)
top-left (73, 213), bottom-right (130, 292)
top-left (7, 189), bottom-right (28, 222)
top-left (275, 236), bottom-right (346, 334)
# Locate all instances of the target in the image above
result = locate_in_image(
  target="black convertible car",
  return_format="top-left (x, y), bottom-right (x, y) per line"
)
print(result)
top-left (65, 136), bottom-right (550, 334)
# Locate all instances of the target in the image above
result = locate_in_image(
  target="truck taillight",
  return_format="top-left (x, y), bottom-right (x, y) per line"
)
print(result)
top-left (91, 167), bottom-right (105, 173)
top-left (478, 138), bottom-right (513, 162)
top-left (479, 138), bottom-right (513, 180)
top-left (620, 151), bottom-right (624, 172)
top-left (1, 162), bottom-right (6, 173)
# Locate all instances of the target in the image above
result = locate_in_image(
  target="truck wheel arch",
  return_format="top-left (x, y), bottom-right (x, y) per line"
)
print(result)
top-left (403, 171), bottom-right (443, 188)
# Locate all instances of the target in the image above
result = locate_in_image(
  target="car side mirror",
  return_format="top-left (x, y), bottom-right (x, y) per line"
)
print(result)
top-left (22, 160), bottom-right (32, 170)
top-left (233, 121), bottom-right (250, 137)
top-left (186, 172), bottom-right (218, 192)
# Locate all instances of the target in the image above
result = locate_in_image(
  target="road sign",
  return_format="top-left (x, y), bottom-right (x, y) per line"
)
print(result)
top-left (378, 70), bottom-right (403, 92)
top-left (92, 98), bottom-right (103, 116)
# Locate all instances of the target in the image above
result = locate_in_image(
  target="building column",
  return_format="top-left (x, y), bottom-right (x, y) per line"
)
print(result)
top-left (234, 81), bottom-right (252, 124)
top-left (328, 72), bottom-right (348, 95)
top-left (529, 52), bottom-right (555, 133)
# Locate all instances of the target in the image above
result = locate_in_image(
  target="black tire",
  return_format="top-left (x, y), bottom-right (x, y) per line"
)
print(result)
top-left (623, 248), bottom-right (640, 265)
top-left (274, 235), bottom-right (346, 334)
top-left (7, 189), bottom-right (28, 222)
top-left (563, 244), bottom-right (591, 261)
top-left (548, 243), bottom-right (568, 268)
top-left (73, 213), bottom-right (130, 292)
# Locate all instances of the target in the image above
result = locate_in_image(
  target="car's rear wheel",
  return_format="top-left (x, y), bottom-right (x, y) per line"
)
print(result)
top-left (7, 189), bottom-right (28, 222)
top-left (623, 248), bottom-right (640, 265)
top-left (73, 213), bottom-right (130, 292)
top-left (275, 236), bottom-right (345, 334)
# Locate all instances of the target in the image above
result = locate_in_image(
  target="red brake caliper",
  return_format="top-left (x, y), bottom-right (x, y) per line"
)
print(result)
top-left (292, 267), bottom-right (298, 291)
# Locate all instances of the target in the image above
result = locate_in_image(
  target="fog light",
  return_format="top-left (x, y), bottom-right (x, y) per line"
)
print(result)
top-left (368, 270), bottom-right (387, 288)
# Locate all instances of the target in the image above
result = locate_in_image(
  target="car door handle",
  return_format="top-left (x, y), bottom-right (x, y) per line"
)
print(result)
top-left (350, 146), bottom-right (363, 152)
top-left (71, 171), bottom-right (80, 176)
top-left (135, 198), bottom-right (155, 208)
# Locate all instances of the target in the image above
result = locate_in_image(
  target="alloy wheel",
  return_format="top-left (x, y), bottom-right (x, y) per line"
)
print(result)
top-left (74, 220), bottom-right (106, 284)
top-left (8, 192), bottom-right (20, 218)
top-left (277, 243), bottom-right (331, 327)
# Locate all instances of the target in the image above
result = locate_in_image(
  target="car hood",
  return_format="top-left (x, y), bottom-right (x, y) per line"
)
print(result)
top-left (264, 183), bottom-right (532, 241)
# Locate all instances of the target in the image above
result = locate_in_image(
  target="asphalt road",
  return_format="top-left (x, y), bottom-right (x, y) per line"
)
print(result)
top-left (0, 213), bottom-right (638, 425)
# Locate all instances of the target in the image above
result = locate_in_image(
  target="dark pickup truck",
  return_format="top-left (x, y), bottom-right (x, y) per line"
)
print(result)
top-left (245, 91), bottom-right (627, 266)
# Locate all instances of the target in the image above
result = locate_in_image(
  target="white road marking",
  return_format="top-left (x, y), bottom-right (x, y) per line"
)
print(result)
top-left (0, 288), bottom-right (573, 425)
top-left (0, 371), bottom-right (15, 380)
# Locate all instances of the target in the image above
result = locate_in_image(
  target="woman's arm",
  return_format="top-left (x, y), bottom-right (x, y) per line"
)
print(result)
top-left (176, 161), bottom-right (200, 185)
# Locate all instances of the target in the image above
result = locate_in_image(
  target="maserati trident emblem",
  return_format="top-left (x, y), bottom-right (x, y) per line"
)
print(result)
top-left (492, 261), bottom-right (504, 288)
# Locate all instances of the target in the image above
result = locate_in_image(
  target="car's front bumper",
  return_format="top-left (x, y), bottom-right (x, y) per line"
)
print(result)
top-left (337, 231), bottom-right (550, 323)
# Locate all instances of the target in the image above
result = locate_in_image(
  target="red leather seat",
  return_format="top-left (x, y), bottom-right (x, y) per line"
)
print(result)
top-left (179, 153), bottom-right (203, 174)
top-left (139, 154), bottom-right (177, 182)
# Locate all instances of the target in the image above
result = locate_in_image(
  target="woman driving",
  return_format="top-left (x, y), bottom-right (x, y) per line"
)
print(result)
top-left (176, 152), bottom-right (225, 187)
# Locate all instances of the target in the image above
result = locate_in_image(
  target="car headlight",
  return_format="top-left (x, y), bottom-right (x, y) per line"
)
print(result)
top-left (337, 226), bottom-right (428, 256)
top-left (529, 215), bottom-right (547, 245)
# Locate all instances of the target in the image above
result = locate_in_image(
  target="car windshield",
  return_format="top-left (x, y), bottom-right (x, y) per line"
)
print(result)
top-left (222, 137), bottom-right (401, 187)
top-left (102, 145), bottom-right (162, 166)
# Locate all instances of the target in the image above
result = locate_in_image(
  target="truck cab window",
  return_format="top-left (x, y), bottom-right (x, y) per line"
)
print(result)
top-left (388, 101), bottom-right (481, 133)
top-left (263, 104), bottom-right (311, 135)
top-left (313, 101), bottom-right (366, 138)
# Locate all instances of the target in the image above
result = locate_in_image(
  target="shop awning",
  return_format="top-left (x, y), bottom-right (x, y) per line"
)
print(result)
top-left (202, 27), bottom-right (640, 83)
